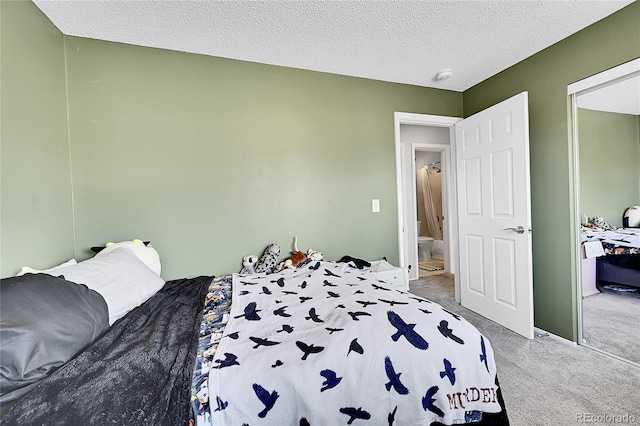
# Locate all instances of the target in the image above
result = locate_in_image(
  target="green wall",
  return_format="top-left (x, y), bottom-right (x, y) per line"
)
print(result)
top-left (578, 109), bottom-right (640, 226)
top-left (0, 0), bottom-right (462, 278)
top-left (0, 0), bottom-right (75, 275)
top-left (463, 2), bottom-right (640, 341)
top-left (64, 38), bottom-right (462, 278)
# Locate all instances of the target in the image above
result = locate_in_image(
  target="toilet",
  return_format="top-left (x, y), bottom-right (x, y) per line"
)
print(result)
top-left (418, 236), bottom-right (434, 261)
top-left (416, 221), bottom-right (434, 261)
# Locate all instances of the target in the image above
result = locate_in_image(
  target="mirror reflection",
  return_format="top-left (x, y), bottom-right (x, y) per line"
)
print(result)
top-left (577, 72), bottom-right (640, 365)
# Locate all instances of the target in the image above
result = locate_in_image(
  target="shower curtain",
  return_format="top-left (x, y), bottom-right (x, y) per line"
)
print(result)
top-left (417, 167), bottom-right (443, 240)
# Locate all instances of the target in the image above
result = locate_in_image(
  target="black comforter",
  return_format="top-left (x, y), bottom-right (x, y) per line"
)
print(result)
top-left (1, 275), bottom-right (212, 425)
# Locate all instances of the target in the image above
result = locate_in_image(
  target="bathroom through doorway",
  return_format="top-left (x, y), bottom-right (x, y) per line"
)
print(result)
top-left (394, 113), bottom-right (460, 288)
top-left (415, 149), bottom-right (446, 278)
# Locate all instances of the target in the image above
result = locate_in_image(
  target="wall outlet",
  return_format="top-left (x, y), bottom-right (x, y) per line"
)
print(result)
top-left (372, 199), bottom-right (380, 213)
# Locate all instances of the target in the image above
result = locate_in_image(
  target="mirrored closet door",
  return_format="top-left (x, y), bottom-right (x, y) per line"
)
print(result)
top-left (570, 59), bottom-right (640, 366)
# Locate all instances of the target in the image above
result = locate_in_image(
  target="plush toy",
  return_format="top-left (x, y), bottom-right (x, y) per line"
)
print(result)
top-left (91, 239), bottom-right (161, 275)
top-left (588, 216), bottom-right (617, 231)
top-left (277, 250), bottom-right (307, 271)
top-left (240, 255), bottom-right (258, 275)
top-left (276, 236), bottom-right (310, 271)
top-left (254, 244), bottom-right (281, 274)
top-left (306, 248), bottom-right (324, 261)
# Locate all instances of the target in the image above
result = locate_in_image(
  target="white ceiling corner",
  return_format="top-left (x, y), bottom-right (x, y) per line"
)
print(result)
top-left (33, 0), bottom-right (634, 93)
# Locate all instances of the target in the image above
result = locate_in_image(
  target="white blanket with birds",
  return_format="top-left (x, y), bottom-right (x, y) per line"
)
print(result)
top-left (209, 261), bottom-right (502, 425)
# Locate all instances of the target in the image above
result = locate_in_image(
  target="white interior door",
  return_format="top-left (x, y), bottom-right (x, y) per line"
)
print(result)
top-left (454, 92), bottom-right (534, 339)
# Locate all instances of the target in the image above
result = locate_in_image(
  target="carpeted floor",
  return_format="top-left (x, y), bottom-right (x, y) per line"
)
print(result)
top-left (409, 274), bottom-right (640, 426)
top-left (582, 285), bottom-right (640, 364)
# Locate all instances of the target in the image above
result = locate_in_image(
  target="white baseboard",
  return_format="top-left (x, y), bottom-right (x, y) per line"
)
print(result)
top-left (534, 327), bottom-right (577, 345)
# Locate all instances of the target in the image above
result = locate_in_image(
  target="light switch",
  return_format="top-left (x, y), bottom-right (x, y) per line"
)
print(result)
top-left (372, 199), bottom-right (380, 213)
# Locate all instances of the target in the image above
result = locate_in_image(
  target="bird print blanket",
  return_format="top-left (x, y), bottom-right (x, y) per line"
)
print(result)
top-left (209, 261), bottom-right (502, 425)
top-left (582, 228), bottom-right (640, 255)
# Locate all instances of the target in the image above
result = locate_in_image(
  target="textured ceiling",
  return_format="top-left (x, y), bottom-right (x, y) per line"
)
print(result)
top-left (33, 0), bottom-right (634, 92)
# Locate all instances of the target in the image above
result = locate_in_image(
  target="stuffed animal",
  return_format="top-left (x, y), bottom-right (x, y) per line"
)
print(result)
top-left (240, 255), bottom-right (258, 275)
top-left (91, 239), bottom-right (161, 275)
top-left (254, 244), bottom-right (280, 274)
top-left (588, 216), bottom-right (617, 231)
top-left (276, 236), bottom-right (309, 271)
top-left (277, 250), bottom-right (307, 271)
top-left (306, 248), bottom-right (324, 261)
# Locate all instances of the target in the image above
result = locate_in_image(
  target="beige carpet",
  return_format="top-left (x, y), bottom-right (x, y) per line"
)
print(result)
top-left (409, 274), bottom-right (640, 426)
top-left (582, 285), bottom-right (640, 364)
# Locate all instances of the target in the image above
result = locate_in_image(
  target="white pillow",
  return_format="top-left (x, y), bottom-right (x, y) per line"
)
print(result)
top-left (16, 258), bottom-right (77, 277)
top-left (94, 240), bottom-right (161, 275)
top-left (46, 247), bottom-right (165, 325)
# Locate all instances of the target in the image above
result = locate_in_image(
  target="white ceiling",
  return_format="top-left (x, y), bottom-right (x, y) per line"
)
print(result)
top-left (577, 74), bottom-right (640, 115)
top-left (34, 0), bottom-right (634, 93)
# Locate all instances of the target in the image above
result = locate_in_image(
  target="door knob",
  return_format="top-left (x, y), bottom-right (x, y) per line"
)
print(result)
top-left (503, 225), bottom-right (526, 234)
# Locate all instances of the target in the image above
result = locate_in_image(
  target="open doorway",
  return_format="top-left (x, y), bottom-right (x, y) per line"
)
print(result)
top-left (393, 112), bottom-right (461, 300)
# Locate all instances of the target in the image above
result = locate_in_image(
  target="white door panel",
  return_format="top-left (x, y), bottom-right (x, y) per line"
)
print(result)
top-left (455, 92), bottom-right (533, 339)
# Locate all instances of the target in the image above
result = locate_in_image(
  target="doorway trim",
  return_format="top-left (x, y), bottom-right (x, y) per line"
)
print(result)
top-left (393, 112), bottom-right (462, 298)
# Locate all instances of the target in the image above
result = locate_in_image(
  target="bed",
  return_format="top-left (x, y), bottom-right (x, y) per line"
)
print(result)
top-left (581, 228), bottom-right (640, 289)
top-left (1, 245), bottom-right (509, 425)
